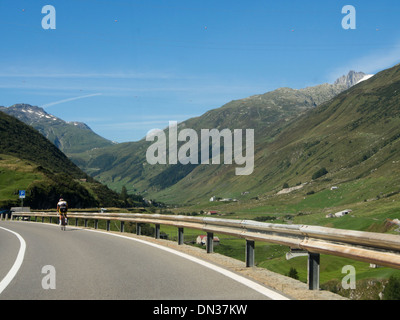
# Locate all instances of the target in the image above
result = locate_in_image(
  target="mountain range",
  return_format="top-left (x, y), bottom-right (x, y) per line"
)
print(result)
top-left (4, 69), bottom-right (390, 209)
top-left (61, 70), bottom-right (371, 202)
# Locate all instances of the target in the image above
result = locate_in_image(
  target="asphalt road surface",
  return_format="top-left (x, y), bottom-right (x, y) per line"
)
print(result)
top-left (0, 220), bottom-right (290, 300)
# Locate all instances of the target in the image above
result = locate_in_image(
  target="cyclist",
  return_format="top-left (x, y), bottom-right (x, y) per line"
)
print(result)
top-left (57, 197), bottom-right (68, 230)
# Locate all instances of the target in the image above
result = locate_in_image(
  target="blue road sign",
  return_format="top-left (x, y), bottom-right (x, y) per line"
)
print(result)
top-left (19, 190), bottom-right (26, 199)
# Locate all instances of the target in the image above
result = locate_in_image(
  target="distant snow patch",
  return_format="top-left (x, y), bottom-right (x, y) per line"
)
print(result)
top-left (356, 74), bottom-right (374, 84)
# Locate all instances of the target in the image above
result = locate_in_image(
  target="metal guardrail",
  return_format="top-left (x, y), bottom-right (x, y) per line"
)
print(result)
top-left (7, 211), bottom-right (400, 290)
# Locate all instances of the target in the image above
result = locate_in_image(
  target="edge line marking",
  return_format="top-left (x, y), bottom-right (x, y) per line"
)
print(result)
top-left (0, 226), bottom-right (26, 295)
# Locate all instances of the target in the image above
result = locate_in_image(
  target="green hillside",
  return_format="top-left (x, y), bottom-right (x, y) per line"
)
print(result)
top-left (143, 64), bottom-right (400, 208)
top-left (0, 110), bottom-right (120, 209)
top-left (70, 72), bottom-right (365, 195)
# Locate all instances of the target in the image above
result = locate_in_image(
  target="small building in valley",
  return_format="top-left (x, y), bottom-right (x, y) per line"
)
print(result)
top-left (196, 235), bottom-right (220, 246)
top-left (207, 210), bottom-right (218, 215)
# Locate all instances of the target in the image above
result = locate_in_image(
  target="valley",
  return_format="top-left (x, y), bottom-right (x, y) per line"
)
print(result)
top-left (2, 66), bottom-right (400, 299)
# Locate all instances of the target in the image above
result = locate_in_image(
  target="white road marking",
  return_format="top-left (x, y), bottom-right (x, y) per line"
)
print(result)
top-left (84, 228), bottom-right (291, 300)
top-left (0, 226), bottom-right (26, 295)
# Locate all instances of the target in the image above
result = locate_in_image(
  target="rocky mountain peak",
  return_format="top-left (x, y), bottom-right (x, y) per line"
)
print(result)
top-left (334, 71), bottom-right (367, 88)
top-left (0, 103), bottom-right (61, 123)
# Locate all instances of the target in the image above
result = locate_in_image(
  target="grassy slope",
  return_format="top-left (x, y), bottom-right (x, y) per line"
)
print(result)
top-left (0, 153), bottom-right (122, 209)
top-left (0, 111), bottom-right (120, 209)
top-left (0, 110), bottom-right (84, 178)
top-left (0, 155), bottom-right (43, 202)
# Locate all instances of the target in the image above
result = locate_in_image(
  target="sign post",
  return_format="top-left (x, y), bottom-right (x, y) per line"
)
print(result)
top-left (19, 190), bottom-right (26, 207)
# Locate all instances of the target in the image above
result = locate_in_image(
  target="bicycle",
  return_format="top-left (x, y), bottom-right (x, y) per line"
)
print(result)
top-left (60, 214), bottom-right (67, 231)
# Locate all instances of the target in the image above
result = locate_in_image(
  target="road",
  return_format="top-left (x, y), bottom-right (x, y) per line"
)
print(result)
top-left (0, 220), bottom-right (290, 300)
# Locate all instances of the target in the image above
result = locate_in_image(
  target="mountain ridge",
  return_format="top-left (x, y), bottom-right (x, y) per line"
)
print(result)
top-left (65, 70), bottom-right (370, 197)
top-left (0, 104), bottom-right (115, 154)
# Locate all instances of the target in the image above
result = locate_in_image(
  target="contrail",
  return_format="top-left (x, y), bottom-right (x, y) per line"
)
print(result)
top-left (40, 93), bottom-right (102, 109)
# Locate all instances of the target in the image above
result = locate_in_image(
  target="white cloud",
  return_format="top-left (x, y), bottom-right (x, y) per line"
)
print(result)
top-left (40, 93), bottom-right (103, 109)
top-left (328, 41), bottom-right (400, 81)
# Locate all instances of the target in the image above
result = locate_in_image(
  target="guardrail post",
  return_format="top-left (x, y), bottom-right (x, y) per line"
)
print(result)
top-left (106, 220), bottom-right (110, 231)
top-left (136, 223), bottom-right (142, 236)
top-left (84, 219), bottom-right (88, 227)
top-left (75, 218), bottom-right (78, 227)
top-left (41, 217), bottom-right (44, 223)
top-left (121, 221), bottom-right (124, 233)
top-left (95, 219), bottom-right (98, 229)
top-left (155, 224), bottom-right (160, 239)
top-left (49, 216), bottom-right (52, 223)
top-left (178, 227), bottom-right (184, 245)
top-left (207, 232), bottom-right (214, 253)
top-left (246, 240), bottom-right (255, 267)
top-left (308, 253), bottom-right (320, 290)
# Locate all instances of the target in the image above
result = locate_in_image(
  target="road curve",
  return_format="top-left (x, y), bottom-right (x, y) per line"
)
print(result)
top-left (0, 220), bottom-right (290, 300)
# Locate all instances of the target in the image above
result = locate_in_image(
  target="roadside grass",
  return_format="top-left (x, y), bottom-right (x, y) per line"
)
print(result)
top-left (0, 155), bottom-right (44, 205)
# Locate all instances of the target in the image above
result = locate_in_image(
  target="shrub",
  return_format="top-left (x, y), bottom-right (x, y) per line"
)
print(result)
top-left (288, 267), bottom-right (299, 280)
top-left (312, 167), bottom-right (328, 180)
top-left (383, 276), bottom-right (400, 300)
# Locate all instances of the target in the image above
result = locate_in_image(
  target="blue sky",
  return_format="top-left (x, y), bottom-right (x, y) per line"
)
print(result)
top-left (1, 0), bottom-right (400, 142)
